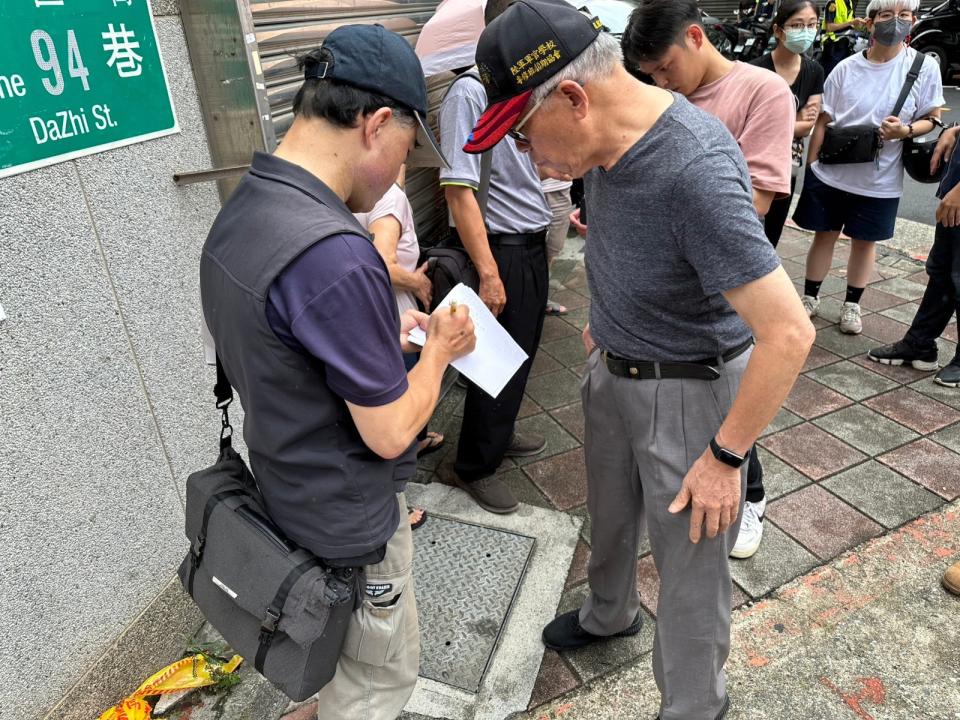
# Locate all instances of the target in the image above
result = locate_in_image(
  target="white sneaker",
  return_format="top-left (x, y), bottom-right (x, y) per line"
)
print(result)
top-left (840, 301), bottom-right (862, 335)
top-left (730, 497), bottom-right (766, 559)
top-left (801, 294), bottom-right (820, 318)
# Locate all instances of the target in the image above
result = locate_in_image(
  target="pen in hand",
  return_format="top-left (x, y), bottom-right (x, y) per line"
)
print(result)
top-left (449, 301), bottom-right (458, 315)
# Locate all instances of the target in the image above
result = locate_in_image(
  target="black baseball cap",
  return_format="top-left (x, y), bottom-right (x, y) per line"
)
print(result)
top-left (465, 0), bottom-right (602, 154)
top-left (307, 24), bottom-right (449, 168)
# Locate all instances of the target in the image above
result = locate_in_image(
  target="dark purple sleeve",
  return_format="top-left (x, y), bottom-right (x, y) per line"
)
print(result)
top-left (268, 234), bottom-right (408, 407)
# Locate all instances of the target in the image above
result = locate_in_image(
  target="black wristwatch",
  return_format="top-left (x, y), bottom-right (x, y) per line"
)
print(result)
top-left (709, 437), bottom-right (748, 469)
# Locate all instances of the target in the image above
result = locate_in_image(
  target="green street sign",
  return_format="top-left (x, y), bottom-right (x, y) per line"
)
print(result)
top-left (0, 0), bottom-right (178, 179)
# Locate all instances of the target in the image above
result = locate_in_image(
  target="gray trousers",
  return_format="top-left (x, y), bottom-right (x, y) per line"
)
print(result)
top-left (578, 348), bottom-right (750, 720)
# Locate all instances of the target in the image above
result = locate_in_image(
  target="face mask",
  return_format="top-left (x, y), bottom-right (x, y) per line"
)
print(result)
top-left (873, 17), bottom-right (912, 46)
top-left (783, 28), bottom-right (817, 54)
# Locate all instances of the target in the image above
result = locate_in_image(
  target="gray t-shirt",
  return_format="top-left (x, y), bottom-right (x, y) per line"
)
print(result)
top-left (585, 95), bottom-right (781, 363)
top-left (439, 75), bottom-right (552, 234)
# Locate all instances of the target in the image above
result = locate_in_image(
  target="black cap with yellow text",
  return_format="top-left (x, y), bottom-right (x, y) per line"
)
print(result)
top-left (464, 0), bottom-right (602, 153)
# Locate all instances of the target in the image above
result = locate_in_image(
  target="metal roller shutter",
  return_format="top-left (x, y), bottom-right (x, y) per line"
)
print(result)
top-left (180, 0), bottom-right (452, 244)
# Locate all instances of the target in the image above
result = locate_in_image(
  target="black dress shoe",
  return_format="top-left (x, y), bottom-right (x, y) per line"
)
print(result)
top-left (542, 608), bottom-right (642, 651)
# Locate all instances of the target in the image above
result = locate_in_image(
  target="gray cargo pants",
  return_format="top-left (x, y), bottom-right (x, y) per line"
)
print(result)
top-left (316, 493), bottom-right (419, 720)
top-left (578, 348), bottom-right (749, 720)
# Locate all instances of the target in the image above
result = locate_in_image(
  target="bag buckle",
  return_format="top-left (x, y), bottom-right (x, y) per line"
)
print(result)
top-left (259, 607), bottom-right (281, 641)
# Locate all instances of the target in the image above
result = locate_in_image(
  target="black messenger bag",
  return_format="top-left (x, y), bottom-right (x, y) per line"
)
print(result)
top-left (819, 51), bottom-right (926, 166)
top-left (177, 358), bottom-right (360, 701)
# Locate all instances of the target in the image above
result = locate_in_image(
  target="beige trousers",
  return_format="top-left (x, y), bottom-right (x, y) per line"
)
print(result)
top-left (545, 189), bottom-right (573, 264)
top-left (315, 494), bottom-right (419, 720)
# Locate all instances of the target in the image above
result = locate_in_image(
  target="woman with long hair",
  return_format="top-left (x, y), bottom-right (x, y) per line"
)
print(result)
top-left (751, 0), bottom-right (825, 247)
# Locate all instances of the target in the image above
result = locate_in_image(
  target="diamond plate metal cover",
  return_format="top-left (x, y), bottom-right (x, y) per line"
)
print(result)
top-left (412, 516), bottom-right (535, 693)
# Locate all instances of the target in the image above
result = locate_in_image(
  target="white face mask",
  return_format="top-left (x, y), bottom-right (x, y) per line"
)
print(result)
top-left (783, 28), bottom-right (817, 54)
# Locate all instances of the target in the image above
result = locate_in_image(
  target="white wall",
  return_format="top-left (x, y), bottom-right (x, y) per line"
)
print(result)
top-left (0, 5), bottom-right (224, 718)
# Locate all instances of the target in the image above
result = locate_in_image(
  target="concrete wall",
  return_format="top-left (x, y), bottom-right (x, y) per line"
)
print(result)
top-left (0, 3), bottom-right (225, 718)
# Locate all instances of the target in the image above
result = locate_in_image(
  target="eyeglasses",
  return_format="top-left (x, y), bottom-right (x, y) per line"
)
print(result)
top-left (507, 81), bottom-right (581, 145)
top-left (875, 10), bottom-right (914, 21)
top-left (507, 91), bottom-right (550, 145)
top-left (783, 21), bottom-right (819, 30)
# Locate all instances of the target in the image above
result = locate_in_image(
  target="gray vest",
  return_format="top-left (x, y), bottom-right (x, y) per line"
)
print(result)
top-left (200, 152), bottom-right (415, 562)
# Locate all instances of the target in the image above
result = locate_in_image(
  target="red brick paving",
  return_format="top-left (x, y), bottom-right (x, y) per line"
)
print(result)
top-left (565, 539), bottom-right (590, 589)
top-left (802, 346), bottom-right (843, 372)
top-left (524, 448), bottom-right (588, 511)
top-left (857, 287), bottom-right (907, 311)
top-left (761, 424), bottom-right (867, 480)
top-left (878, 438), bottom-right (960, 500)
top-left (782, 376), bottom-right (853, 420)
top-left (527, 650), bottom-right (580, 709)
top-left (766, 485), bottom-right (883, 560)
top-left (864, 387), bottom-right (960, 434)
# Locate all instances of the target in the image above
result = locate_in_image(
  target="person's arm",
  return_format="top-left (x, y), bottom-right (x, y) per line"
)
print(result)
top-left (880, 110), bottom-right (942, 142)
top-left (438, 83), bottom-right (507, 316)
top-left (348, 306), bottom-right (476, 458)
top-left (369, 214), bottom-right (432, 308)
top-left (669, 268), bottom-right (814, 542)
top-left (795, 93), bottom-right (822, 137)
top-left (445, 185), bottom-right (506, 315)
top-left (666, 151), bottom-right (813, 542)
top-left (752, 189), bottom-right (775, 217)
top-left (807, 111), bottom-right (831, 165)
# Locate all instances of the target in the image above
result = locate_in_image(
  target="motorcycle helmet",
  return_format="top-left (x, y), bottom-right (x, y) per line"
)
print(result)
top-left (903, 122), bottom-right (949, 185)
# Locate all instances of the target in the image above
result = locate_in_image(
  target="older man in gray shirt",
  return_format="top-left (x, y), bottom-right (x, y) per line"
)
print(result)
top-left (463, 1), bottom-right (814, 718)
top-left (437, 0), bottom-right (553, 514)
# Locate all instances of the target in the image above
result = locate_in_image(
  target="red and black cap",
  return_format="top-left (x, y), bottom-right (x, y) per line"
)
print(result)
top-left (464, 0), bottom-right (602, 154)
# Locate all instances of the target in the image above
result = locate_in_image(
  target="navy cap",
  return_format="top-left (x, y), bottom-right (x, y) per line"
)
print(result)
top-left (307, 24), bottom-right (448, 168)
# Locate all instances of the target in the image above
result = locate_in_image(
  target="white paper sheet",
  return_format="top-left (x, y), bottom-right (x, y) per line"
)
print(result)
top-left (407, 284), bottom-right (528, 399)
top-left (0, 303), bottom-right (5, 323)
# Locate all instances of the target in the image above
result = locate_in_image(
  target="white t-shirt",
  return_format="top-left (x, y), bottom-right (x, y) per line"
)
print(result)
top-left (355, 184), bottom-right (419, 317)
top-left (811, 47), bottom-right (944, 198)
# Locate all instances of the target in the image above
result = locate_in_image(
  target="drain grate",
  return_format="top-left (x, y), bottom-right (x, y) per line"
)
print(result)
top-left (412, 516), bottom-right (535, 693)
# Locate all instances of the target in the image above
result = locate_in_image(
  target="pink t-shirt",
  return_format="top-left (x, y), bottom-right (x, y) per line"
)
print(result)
top-left (688, 61), bottom-right (795, 198)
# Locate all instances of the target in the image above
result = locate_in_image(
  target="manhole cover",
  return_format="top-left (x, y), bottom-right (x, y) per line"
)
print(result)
top-left (413, 516), bottom-right (535, 693)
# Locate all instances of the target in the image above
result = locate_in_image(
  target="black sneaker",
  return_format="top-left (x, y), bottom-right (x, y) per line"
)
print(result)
top-left (868, 340), bottom-right (939, 371)
top-left (935, 362), bottom-right (960, 388)
top-left (542, 608), bottom-right (642, 651)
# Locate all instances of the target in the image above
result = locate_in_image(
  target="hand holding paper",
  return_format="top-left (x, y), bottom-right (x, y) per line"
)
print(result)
top-left (408, 284), bottom-right (528, 399)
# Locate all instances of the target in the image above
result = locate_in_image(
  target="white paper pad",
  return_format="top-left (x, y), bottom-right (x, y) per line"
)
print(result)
top-left (407, 284), bottom-right (528, 399)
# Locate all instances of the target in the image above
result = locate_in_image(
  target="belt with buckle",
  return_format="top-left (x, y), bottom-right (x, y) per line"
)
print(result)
top-left (602, 337), bottom-right (754, 382)
top-left (487, 230), bottom-right (547, 247)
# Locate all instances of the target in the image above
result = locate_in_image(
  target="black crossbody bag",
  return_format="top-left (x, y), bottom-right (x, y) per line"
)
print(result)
top-left (177, 357), bottom-right (361, 701)
top-left (819, 51), bottom-right (925, 166)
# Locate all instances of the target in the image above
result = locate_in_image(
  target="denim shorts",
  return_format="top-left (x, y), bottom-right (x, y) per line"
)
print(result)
top-left (792, 166), bottom-right (900, 242)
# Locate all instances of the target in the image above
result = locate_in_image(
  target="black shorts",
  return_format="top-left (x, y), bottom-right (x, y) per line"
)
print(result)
top-left (792, 166), bottom-right (900, 242)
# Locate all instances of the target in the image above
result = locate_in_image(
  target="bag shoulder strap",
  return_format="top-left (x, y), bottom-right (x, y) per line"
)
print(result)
top-left (214, 354), bottom-right (234, 450)
top-left (441, 71), bottom-right (493, 221)
top-left (892, 51), bottom-right (927, 118)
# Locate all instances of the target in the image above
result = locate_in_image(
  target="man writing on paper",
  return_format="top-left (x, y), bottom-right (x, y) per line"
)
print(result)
top-left (461, 2), bottom-right (813, 717)
top-left (200, 26), bottom-right (475, 720)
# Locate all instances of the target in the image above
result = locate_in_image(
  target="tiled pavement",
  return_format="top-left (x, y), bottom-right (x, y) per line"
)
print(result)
top-left (409, 227), bottom-right (960, 713)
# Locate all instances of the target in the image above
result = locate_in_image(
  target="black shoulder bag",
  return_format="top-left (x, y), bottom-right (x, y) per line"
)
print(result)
top-left (819, 51), bottom-right (925, 166)
top-left (177, 357), bottom-right (360, 701)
